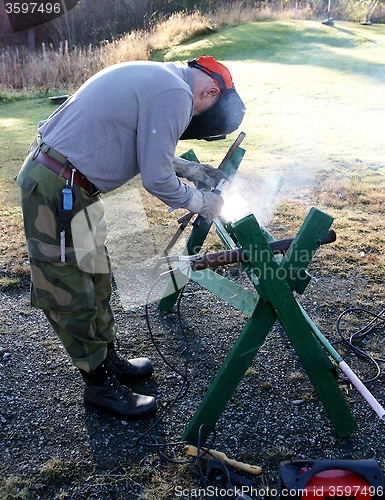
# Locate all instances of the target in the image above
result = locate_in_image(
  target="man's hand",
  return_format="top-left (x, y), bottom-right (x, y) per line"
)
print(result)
top-left (173, 157), bottom-right (226, 189)
top-left (186, 189), bottom-right (224, 224)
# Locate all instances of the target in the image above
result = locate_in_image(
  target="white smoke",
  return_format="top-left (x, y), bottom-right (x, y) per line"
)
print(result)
top-left (220, 171), bottom-right (285, 226)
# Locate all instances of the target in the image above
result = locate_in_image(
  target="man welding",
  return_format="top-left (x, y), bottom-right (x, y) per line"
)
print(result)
top-left (15, 56), bottom-right (245, 421)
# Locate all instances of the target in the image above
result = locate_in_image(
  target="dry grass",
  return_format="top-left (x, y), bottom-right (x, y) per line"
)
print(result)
top-left (1, 1), bottom-right (372, 95)
top-left (0, 206), bottom-right (29, 289)
top-left (0, 32), bottom-right (150, 94)
top-left (272, 173), bottom-right (385, 283)
top-left (314, 171), bottom-right (385, 280)
top-left (148, 11), bottom-right (215, 50)
top-left (0, 11), bottom-right (215, 94)
top-left (1, 16), bottom-right (384, 293)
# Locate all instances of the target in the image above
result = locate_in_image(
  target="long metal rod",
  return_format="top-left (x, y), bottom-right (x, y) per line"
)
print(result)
top-left (190, 229), bottom-right (336, 270)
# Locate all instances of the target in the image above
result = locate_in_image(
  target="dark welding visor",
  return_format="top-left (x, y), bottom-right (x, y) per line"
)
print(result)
top-left (180, 88), bottom-right (246, 140)
top-left (180, 56), bottom-right (246, 141)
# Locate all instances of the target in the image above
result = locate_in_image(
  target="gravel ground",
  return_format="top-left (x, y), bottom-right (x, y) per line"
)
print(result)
top-left (0, 262), bottom-right (384, 499)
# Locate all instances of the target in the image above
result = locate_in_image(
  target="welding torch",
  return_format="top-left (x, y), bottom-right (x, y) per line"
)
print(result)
top-left (170, 132), bottom-right (246, 226)
top-left (152, 133), bottom-right (246, 277)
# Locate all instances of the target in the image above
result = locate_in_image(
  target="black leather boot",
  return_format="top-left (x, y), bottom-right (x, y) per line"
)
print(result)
top-left (80, 360), bottom-right (157, 420)
top-left (108, 342), bottom-right (153, 385)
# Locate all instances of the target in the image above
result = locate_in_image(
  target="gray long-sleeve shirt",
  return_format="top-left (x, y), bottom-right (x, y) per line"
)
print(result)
top-left (38, 61), bottom-right (195, 207)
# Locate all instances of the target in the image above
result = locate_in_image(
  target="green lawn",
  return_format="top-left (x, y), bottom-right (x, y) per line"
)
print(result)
top-left (171, 20), bottom-right (385, 282)
top-left (0, 98), bottom-right (54, 206)
top-left (170, 20), bottom-right (385, 178)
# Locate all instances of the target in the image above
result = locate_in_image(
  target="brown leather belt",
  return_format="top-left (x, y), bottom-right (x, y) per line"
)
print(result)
top-left (35, 149), bottom-right (100, 196)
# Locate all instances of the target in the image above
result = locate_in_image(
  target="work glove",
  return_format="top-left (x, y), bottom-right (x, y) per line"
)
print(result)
top-left (186, 189), bottom-right (224, 224)
top-left (173, 156), bottom-right (226, 189)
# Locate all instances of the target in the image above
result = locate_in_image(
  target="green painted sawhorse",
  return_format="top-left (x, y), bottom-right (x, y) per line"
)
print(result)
top-left (157, 160), bottom-right (358, 444)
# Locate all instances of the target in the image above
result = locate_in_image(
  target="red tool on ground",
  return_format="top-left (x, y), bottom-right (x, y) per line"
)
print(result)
top-left (278, 459), bottom-right (384, 499)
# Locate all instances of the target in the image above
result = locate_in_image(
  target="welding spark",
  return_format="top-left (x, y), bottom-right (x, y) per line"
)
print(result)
top-left (220, 191), bottom-right (251, 223)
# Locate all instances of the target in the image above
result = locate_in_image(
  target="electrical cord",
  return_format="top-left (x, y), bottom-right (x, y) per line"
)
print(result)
top-left (135, 270), bottom-right (218, 468)
top-left (135, 274), bottom-right (189, 452)
top-left (335, 306), bottom-right (385, 384)
top-left (137, 272), bottom-right (240, 497)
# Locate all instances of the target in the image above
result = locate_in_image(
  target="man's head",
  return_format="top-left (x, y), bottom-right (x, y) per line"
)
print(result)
top-left (182, 56), bottom-right (246, 140)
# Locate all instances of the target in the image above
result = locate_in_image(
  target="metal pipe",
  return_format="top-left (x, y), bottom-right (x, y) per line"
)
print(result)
top-left (190, 229), bottom-right (336, 271)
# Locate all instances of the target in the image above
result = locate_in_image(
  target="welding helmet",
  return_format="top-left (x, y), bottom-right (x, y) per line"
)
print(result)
top-left (181, 56), bottom-right (246, 141)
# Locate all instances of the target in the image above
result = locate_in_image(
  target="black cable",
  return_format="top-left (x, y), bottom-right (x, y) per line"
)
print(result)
top-left (134, 269), bottom-right (221, 471)
top-left (196, 424), bottom-right (218, 489)
top-left (145, 274), bottom-right (190, 394)
top-left (135, 274), bottom-right (189, 448)
top-left (134, 271), bottom-right (202, 464)
top-left (335, 306), bottom-right (385, 384)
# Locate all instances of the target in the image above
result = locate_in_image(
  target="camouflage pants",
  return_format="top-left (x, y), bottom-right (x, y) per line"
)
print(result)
top-left (15, 142), bottom-right (116, 372)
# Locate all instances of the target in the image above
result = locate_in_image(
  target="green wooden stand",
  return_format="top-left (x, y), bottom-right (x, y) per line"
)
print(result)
top-left (157, 153), bottom-right (358, 443)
